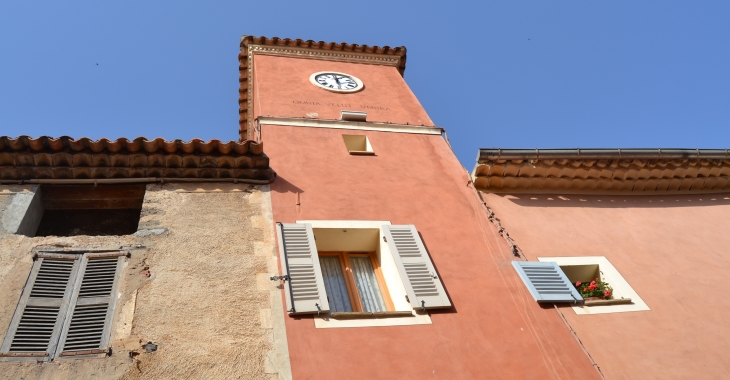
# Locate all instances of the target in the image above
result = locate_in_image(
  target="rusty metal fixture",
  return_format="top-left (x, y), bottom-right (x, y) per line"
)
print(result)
top-left (59, 348), bottom-right (111, 357)
top-left (0, 352), bottom-right (48, 357)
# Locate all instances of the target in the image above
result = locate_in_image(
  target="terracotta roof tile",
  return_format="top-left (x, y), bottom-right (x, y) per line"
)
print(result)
top-left (238, 35), bottom-right (407, 140)
top-left (0, 136), bottom-right (274, 181)
top-left (474, 156), bottom-right (730, 193)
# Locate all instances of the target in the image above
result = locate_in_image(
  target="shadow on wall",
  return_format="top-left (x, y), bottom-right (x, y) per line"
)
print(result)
top-left (417, 231), bottom-right (458, 316)
top-left (271, 176), bottom-right (304, 195)
top-left (502, 193), bottom-right (730, 209)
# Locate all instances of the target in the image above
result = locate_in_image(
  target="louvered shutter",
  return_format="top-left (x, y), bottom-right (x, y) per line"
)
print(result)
top-left (382, 225), bottom-right (451, 310)
top-left (57, 253), bottom-right (125, 356)
top-left (512, 261), bottom-right (583, 303)
top-left (275, 223), bottom-right (330, 315)
top-left (0, 255), bottom-right (80, 360)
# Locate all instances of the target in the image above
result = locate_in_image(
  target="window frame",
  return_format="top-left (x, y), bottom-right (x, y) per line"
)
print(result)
top-left (291, 220), bottom-right (435, 329)
top-left (537, 256), bottom-right (650, 315)
top-left (318, 251), bottom-right (395, 313)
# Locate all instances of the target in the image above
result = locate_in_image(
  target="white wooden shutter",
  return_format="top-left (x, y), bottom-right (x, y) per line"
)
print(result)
top-left (275, 223), bottom-right (330, 315)
top-left (512, 261), bottom-right (583, 303)
top-left (0, 255), bottom-right (80, 360)
top-left (382, 225), bottom-right (451, 310)
top-left (57, 253), bottom-right (125, 356)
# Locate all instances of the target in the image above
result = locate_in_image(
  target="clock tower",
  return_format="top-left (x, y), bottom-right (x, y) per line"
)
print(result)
top-left (245, 36), bottom-right (600, 380)
top-left (238, 35), bottom-right (433, 141)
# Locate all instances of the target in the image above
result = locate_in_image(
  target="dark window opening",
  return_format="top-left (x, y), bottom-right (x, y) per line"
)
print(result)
top-left (35, 184), bottom-right (145, 237)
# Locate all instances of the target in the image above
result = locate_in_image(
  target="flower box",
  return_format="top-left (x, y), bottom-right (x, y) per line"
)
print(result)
top-left (574, 278), bottom-right (614, 301)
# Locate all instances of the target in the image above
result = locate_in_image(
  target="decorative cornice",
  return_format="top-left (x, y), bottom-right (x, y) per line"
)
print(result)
top-left (238, 36), bottom-right (407, 142)
top-left (249, 45), bottom-right (402, 67)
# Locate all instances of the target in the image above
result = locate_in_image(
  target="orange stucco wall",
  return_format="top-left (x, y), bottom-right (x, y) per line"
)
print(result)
top-left (263, 124), bottom-right (600, 379)
top-left (483, 192), bottom-right (730, 379)
top-left (252, 55), bottom-right (433, 126)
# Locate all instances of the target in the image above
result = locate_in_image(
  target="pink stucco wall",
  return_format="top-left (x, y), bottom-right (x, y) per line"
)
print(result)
top-left (483, 192), bottom-right (730, 379)
top-left (262, 124), bottom-right (600, 379)
top-left (252, 55), bottom-right (433, 126)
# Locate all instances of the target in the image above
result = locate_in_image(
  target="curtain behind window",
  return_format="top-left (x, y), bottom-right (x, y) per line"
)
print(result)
top-left (320, 256), bottom-right (352, 312)
top-left (350, 256), bottom-right (387, 312)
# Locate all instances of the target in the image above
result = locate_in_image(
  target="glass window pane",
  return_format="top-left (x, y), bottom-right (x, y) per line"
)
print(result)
top-left (350, 256), bottom-right (387, 312)
top-left (319, 256), bottom-right (352, 313)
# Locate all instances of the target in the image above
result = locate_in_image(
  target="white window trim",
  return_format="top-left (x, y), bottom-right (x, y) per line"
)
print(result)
top-left (538, 256), bottom-right (650, 315)
top-left (259, 116), bottom-right (443, 135)
top-left (297, 220), bottom-right (432, 328)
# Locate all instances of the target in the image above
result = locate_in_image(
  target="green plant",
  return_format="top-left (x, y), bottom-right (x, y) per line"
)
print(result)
top-left (574, 278), bottom-right (613, 299)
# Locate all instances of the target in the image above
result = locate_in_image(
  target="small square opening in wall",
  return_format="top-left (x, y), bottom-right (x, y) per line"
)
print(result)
top-left (342, 135), bottom-right (374, 155)
top-left (35, 184), bottom-right (145, 237)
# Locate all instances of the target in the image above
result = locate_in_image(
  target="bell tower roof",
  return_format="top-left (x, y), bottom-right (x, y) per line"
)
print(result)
top-left (238, 36), bottom-right (408, 141)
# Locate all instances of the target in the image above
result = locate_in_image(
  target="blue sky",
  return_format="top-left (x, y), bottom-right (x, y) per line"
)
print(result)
top-left (1, 1), bottom-right (729, 166)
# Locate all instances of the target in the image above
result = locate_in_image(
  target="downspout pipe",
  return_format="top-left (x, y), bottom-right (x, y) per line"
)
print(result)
top-left (276, 222), bottom-right (297, 314)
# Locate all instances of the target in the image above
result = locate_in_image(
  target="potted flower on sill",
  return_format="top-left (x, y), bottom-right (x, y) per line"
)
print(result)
top-left (575, 278), bottom-right (613, 301)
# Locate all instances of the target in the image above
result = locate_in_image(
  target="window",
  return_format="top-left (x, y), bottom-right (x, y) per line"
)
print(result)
top-left (274, 221), bottom-right (451, 328)
top-left (342, 135), bottom-right (374, 155)
top-left (512, 257), bottom-right (649, 315)
top-left (539, 256), bottom-right (650, 315)
top-left (0, 250), bottom-right (127, 361)
top-left (319, 251), bottom-right (394, 313)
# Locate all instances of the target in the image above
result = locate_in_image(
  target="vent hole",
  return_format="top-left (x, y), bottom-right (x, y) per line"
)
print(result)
top-left (342, 135), bottom-right (375, 156)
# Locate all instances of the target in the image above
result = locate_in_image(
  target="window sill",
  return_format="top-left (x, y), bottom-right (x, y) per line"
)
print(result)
top-left (314, 310), bottom-right (432, 328)
top-left (584, 298), bottom-right (632, 307)
top-left (348, 151), bottom-right (375, 156)
top-left (330, 311), bottom-right (414, 319)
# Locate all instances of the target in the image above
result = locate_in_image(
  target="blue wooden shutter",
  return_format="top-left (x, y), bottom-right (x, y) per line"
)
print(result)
top-left (512, 261), bottom-right (583, 303)
top-left (275, 223), bottom-right (330, 315)
top-left (382, 225), bottom-right (451, 310)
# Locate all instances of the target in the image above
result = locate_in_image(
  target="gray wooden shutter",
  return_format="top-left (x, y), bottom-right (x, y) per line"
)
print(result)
top-left (275, 223), bottom-right (330, 315)
top-left (0, 254), bottom-right (80, 360)
top-left (57, 252), bottom-right (125, 357)
top-left (382, 225), bottom-right (451, 310)
top-left (512, 261), bottom-right (583, 303)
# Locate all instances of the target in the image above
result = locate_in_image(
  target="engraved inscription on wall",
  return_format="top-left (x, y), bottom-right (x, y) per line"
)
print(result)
top-left (292, 100), bottom-right (391, 111)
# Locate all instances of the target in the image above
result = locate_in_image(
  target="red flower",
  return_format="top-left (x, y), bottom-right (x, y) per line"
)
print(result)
top-left (575, 282), bottom-right (582, 287)
top-left (604, 289), bottom-right (612, 297)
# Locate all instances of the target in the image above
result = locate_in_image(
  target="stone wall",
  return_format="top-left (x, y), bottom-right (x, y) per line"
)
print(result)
top-left (0, 183), bottom-right (290, 380)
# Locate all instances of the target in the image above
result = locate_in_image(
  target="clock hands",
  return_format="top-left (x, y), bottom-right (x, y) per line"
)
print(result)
top-left (333, 75), bottom-right (342, 90)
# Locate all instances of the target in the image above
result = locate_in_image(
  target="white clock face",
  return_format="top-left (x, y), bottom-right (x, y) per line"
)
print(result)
top-left (309, 72), bottom-right (364, 93)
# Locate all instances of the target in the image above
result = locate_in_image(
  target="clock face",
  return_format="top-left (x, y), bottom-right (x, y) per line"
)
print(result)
top-left (309, 72), bottom-right (364, 93)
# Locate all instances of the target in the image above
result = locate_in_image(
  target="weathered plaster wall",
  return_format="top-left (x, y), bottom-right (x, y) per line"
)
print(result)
top-left (483, 192), bottom-right (730, 379)
top-left (0, 183), bottom-right (289, 380)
